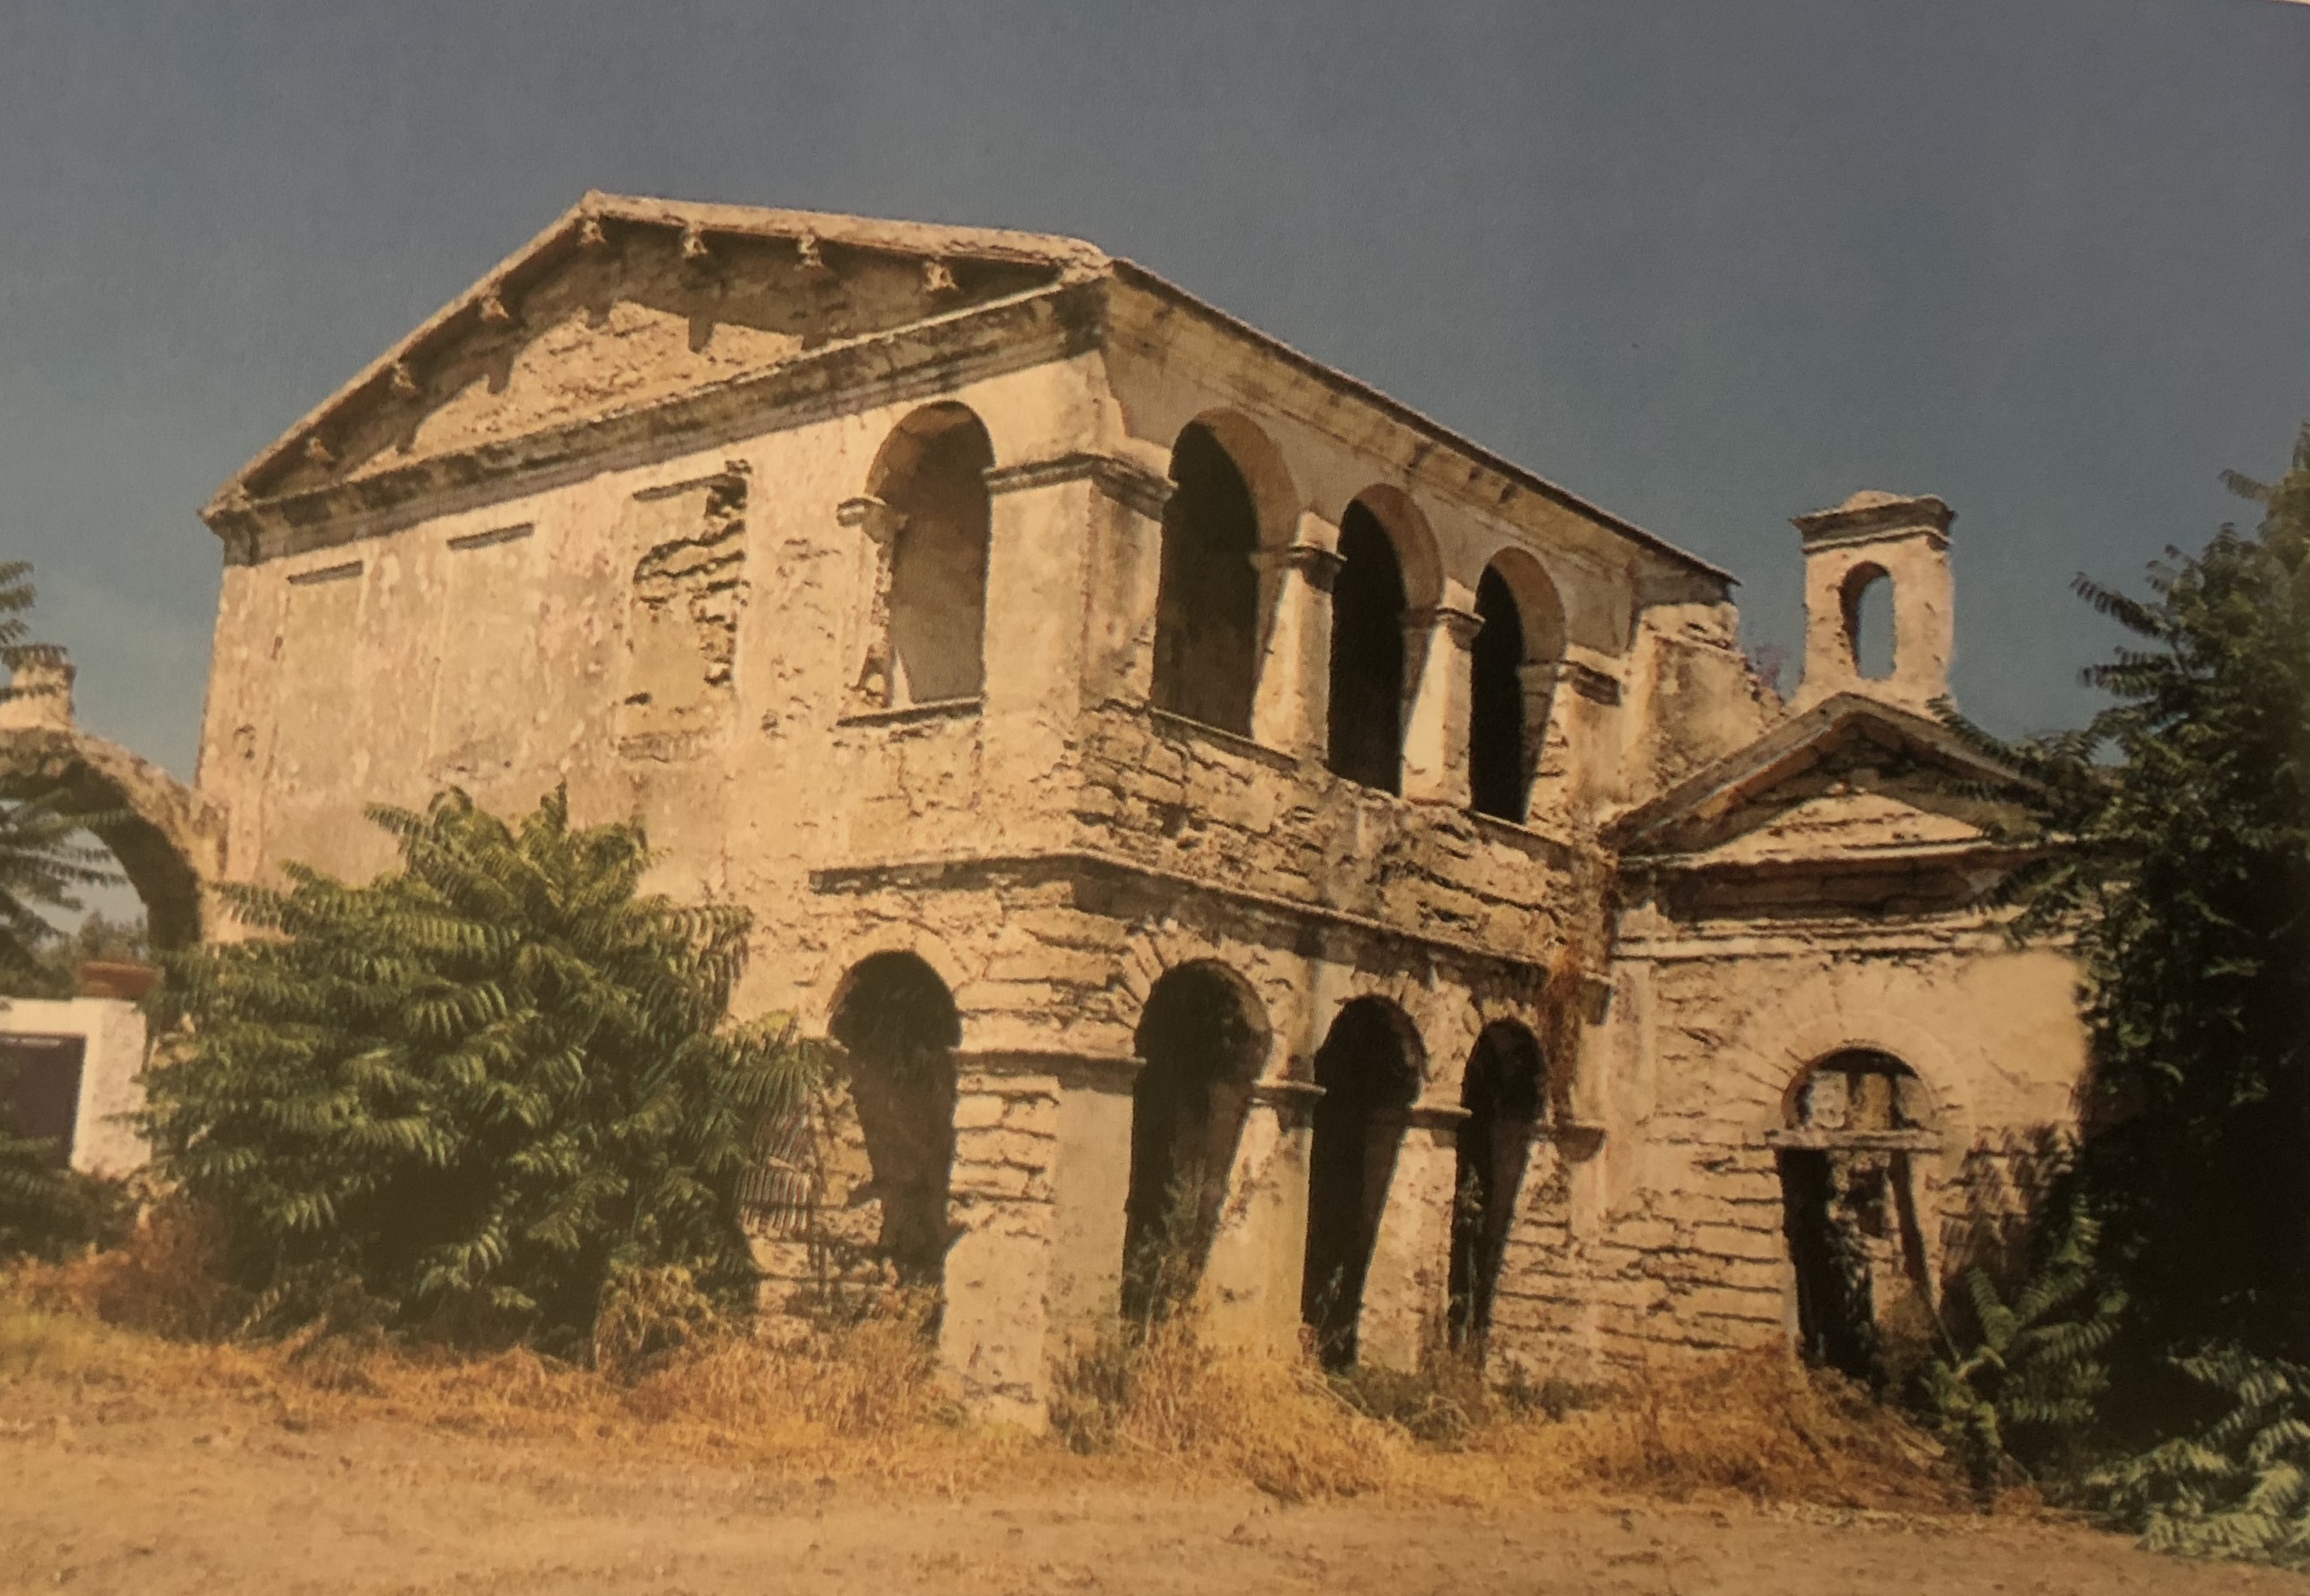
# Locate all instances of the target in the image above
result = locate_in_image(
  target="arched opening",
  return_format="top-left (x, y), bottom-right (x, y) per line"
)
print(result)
top-left (1468, 568), bottom-right (1526, 822)
top-left (1301, 996), bottom-right (1422, 1366)
top-left (1150, 422), bottom-right (1262, 734)
top-left (1448, 1022), bottom-right (1544, 1353)
top-left (827, 951), bottom-right (962, 1297)
top-left (870, 404), bottom-right (995, 706)
top-left (1839, 564), bottom-right (1896, 683)
top-left (1468, 549), bottom-right (1568, 824)
top-left (1775, 1048), bottom-right (1934, 1382)
top-left (1326, 502), bottom-right (1409, 793)
top-left (1122, 961), bottom-right (1268, 1320)
top-left (0, 708), bottom-right (218, 1176)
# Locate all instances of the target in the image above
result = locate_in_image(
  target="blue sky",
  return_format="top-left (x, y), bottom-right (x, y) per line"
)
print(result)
top-left (2, 1), bottom-right (2307, 778)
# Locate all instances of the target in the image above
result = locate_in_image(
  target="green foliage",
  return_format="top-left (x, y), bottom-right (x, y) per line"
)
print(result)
top-left (1925, 1201), bottom-right (2125, 1495)
top-left (140, 787), bottom-right (816, 1355)
top-left (1948, 426), bottom-right (2310, 1372)
top-left (0, 1058), bottom-right (131, 1264)
top-left (0, 563), bottom-right (122, 996)
top-left (2085, 1348), bottom-right (2310, 1567)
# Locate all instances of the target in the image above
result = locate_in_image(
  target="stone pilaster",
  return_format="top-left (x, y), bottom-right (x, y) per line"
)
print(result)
top-left (1249, 516), bottom-right (1344, 760)
top-left (940, 1060), bottom-right (1062, 1429)
top-left (1041, 1052), bottom-right (1143, 1343)
top-left (836, 494), bottom-right (904, 712)
top-left (1356, 1100), bottom-right (1469, 1371)
top-left (1200, 1078), bottom-right (1325, 1355)
top-left (1399, 603), bottom-right (1484, 807)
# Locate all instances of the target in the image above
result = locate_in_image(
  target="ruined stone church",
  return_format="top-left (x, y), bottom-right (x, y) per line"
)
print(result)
top-left (41, 195), bottom-right (2091, 1423)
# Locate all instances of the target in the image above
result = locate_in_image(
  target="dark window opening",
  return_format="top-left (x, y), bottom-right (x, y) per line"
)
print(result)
top-left (1122, 964), bottom-right (1264, 1321)
top-left (829, 953), bottom-right (961, 1296)
top-left (1468, 566), bottom-right (1529, 822)
top-left (1448, 1023), bottom-right (1543, 1353)
top-left (0, 1033), bottom-right (85, 1163)
top-left (1779, 1049), bottom-right (1934, 1383)
top-left (1326, 504), bottom-right (1408, 792)
top-left (881, 410), bottom-right (996, 705)
top-left (1150, 423), bottom-right (1262, 734)
top-left (1302, 997), bottom-right (1420, 1367)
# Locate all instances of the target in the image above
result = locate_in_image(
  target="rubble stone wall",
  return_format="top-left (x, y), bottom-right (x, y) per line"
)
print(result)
top-left (1484, 910), bottom-right (2088, 1381)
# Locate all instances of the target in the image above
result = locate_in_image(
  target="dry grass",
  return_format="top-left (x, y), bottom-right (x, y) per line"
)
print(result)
top-left (3, 1227), bottom-right (1965, 1512)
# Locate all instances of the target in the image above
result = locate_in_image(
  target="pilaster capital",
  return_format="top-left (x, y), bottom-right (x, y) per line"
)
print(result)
top-left (982, 451), bottom-right (1174, 521)
top-left (1406, 1099), bottom-right (1474, 1133)
top-left (1404, 604), bottom-right (1484, 648)
top-left (1253, 542), bottom-right (1346, 591)
top-left (836, 494), bottom-right (905, 545)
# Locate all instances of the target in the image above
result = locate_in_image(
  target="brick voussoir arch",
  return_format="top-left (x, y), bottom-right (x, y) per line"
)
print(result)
top-left (812, 926), bottom-right (977, 1044)
top-left (0, 727), bottom-right (225, 949)
top-left (1720, 984), bottom-right (1965, 1148)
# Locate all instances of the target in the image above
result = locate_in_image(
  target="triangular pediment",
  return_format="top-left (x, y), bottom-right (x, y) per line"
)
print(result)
top-left (1610, 693), bottom-right (2038, 867)
top-left (209, 194), bottom-right (1107, 518)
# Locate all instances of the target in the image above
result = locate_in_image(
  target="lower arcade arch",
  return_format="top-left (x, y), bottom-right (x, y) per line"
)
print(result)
top-left (1301, 995), bottom-right (1422, 1366)
top-left (1448, 1022), bottom-right (1546, 1352)
top-left (826, 951), bottom-right (962, 1297)
top-left (1121, 961), bottom-right (1269, 1319)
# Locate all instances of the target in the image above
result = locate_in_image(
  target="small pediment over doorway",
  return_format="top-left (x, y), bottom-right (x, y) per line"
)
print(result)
top-left (1608, 693), bottom-right (2045, 919)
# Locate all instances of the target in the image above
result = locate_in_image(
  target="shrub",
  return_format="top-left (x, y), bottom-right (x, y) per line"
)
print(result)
top-left (2085, 1347), bottom-right (2310, 1567)
top-left (140, 787), bottom-right (816, 1355)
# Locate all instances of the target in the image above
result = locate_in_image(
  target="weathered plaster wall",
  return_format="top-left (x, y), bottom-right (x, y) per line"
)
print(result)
top-left (1487, 912), bottom-right (2087, 1379)
top-left (0, 995), bottom-right (151, 1178)
top-left (191, 201), bottom-right (2084, 1424)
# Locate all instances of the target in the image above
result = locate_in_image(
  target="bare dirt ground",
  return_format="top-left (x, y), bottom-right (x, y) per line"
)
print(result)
top-left (2, 1372), bottom-right (2297, 1596)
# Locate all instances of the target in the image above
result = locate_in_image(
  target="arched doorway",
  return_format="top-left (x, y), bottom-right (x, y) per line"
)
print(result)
top-left (827, 952), bottom-right (962, 1300)
top-left (1448, 1022), bottom-right (1544, 1353)
top-left (1325, 503), bottom-right (1408, 793)
top-left (1775, 1048), bottom-right (1935, 1380)
top-left (1301, 996), bottom-right (1422, 1366)
top-left (868, 404), bottom-right (996, 707)
top-left (1150, 421), bottom-right (1263, 734)
top-left (1122, 961), bottom-right (1267, 1319)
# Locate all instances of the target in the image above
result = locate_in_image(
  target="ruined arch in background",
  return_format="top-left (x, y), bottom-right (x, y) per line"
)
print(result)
top-left (1122, 959), bottom-right (1271, 1320)
top-left (1302, 994), bottom-right (1425, 1366)
top-left (1774, 1047), bottom-right (1938, 1381)
top-left (867, 403), bottom-right (996, 706)
top-left (1150, 414), bottom-right (1294, 734)
top-left (1448, 1020), bottom-right (1545, 1353)
top-left (826, 950), bottom-right (963, 1299)
top-left (1468, 547), bottom-right (1567, 824)
top-left (0, 725), bottom-right (223, 950)
top-left (1325, 489), bottom-right (1436, 793)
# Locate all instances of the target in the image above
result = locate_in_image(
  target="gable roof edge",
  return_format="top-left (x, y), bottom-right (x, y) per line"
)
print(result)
top-left (203, 192), bottom-right (1111, 527)
top-left (1107, 261), bottom-right (1734, 589)
top-left (1605, 692), bottom-right (2033, 853)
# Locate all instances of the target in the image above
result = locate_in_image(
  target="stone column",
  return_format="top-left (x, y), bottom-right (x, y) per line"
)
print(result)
top-left (1200, 1078), bottom-right (1325, 1355)
top-left (1249, 515), bottom-right (1344, 760)
top-left (1399, 603), bottom-right (1483, 807)
top-left (836, 495), bottom-right (903, 712)
top-left (1356, 1100), bottom-right (1468, 1372)
top-left (941, 1058), bottom-right (1062, 1430)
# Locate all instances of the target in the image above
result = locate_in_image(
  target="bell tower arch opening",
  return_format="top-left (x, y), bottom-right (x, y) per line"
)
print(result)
top-left (1790, 491), bottom-right (1956, 715)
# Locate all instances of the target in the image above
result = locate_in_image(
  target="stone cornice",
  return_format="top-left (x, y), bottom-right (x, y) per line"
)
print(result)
top-left (807, 846), bottom-right (1556, 978)
top-left (207, 279), bottom-right (1107, 562)
top-left (982, 450), bottom-right (1173, 521)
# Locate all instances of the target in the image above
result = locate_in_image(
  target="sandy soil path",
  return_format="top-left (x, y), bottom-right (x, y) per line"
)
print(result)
top-left (2, 1378), bottom-right (2298, 1595)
